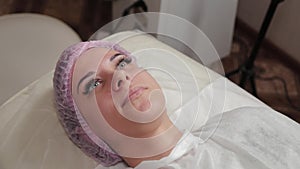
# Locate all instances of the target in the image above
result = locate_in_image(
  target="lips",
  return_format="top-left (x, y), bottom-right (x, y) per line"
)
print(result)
top-left (129, 86), bottom-right (147, 101)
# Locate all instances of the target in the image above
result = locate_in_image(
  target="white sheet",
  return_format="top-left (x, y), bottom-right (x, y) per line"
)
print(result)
top-left (0, 31), bottom-right (299, 169)
top-left (132, 106), bottom-right (300, 169)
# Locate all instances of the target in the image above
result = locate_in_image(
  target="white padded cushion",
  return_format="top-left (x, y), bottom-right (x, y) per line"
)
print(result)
top-left (0, 13), bottom-right (81, 105)
top-left (0, 30), bottom-right (268, 169)
top-left (0, 30), bottom-right (220, 169)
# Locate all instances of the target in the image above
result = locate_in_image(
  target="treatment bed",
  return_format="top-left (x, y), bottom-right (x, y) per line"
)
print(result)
top-left (1, 20), bottom-right (299, 168)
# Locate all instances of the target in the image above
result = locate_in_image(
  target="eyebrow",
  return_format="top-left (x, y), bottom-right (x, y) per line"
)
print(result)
top-left (110, 53), bottom-right (122, 61)
top-left (77, 71), bottom-right (95, 94)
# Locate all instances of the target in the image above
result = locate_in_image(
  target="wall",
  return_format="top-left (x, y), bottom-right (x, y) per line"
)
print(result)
top-left (113, 0), bottom-right (161, 20)
top-left (158, 0), bottom-right (238, 65)
top-left (237, 0), bottom-right (300, 63)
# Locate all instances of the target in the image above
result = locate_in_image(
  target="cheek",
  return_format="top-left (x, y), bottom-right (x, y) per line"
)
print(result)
top-left (97, 98), bottom-right (108, 114)
top-left (96, 92), bottom-right (133, 132)
top-left (96, 92), bottom-right (112, 114)
top-left (95, 91), bottom-right (121, 123)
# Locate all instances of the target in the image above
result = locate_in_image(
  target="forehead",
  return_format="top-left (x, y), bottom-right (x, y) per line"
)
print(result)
top-left (75, 47), bottom-right (114, 69)
top-left (72, 47), bottom-right (116, 77)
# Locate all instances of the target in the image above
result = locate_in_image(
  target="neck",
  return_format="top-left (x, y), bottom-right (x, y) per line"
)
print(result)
top-left (123, 147), bottom-right (174, 167)
top-left (122, 117), bottom-right (182, 167)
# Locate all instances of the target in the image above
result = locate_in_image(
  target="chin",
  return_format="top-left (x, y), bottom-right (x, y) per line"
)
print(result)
top-left (134, 99), bottom-right (151, 112)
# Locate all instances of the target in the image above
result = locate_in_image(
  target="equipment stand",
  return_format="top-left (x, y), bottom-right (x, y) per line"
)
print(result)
top-left (226, 0), bottom-right (284, 96)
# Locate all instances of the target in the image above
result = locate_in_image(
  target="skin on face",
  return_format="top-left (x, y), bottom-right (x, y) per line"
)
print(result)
top-left (73, 47), bottom-right (168, 138)
top-left (72, 47), bottom-right (183, 167)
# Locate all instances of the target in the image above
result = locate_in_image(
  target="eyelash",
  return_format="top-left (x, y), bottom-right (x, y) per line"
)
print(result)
top-left (116, 56), bottom-right (132, 69)
top-left (83, 78), bottom-right (102, 95)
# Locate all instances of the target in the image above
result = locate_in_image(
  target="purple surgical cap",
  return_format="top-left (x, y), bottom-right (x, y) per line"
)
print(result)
top-left (53, 40), bottom-right (132, 167)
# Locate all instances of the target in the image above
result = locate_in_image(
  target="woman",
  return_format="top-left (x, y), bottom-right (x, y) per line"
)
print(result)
top-left (53, 40), bottom-right (300, 169)
top-left (53, 40), bottom-right (182, 167)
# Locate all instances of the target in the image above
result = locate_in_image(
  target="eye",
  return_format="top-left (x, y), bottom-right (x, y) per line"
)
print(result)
top-left (117, 57), bottom-right (132, 69)
top-left (117, 59), bottom-right (127, 69)
top-left (83, 78), bottom-right (103, 95)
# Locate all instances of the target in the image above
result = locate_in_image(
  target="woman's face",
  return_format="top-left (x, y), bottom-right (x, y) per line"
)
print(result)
top-left (72, 47), bottom-right (166, 137)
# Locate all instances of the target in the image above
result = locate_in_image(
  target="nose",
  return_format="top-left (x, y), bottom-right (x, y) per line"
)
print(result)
top-left (112, 70), bottom-right (130, 91)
